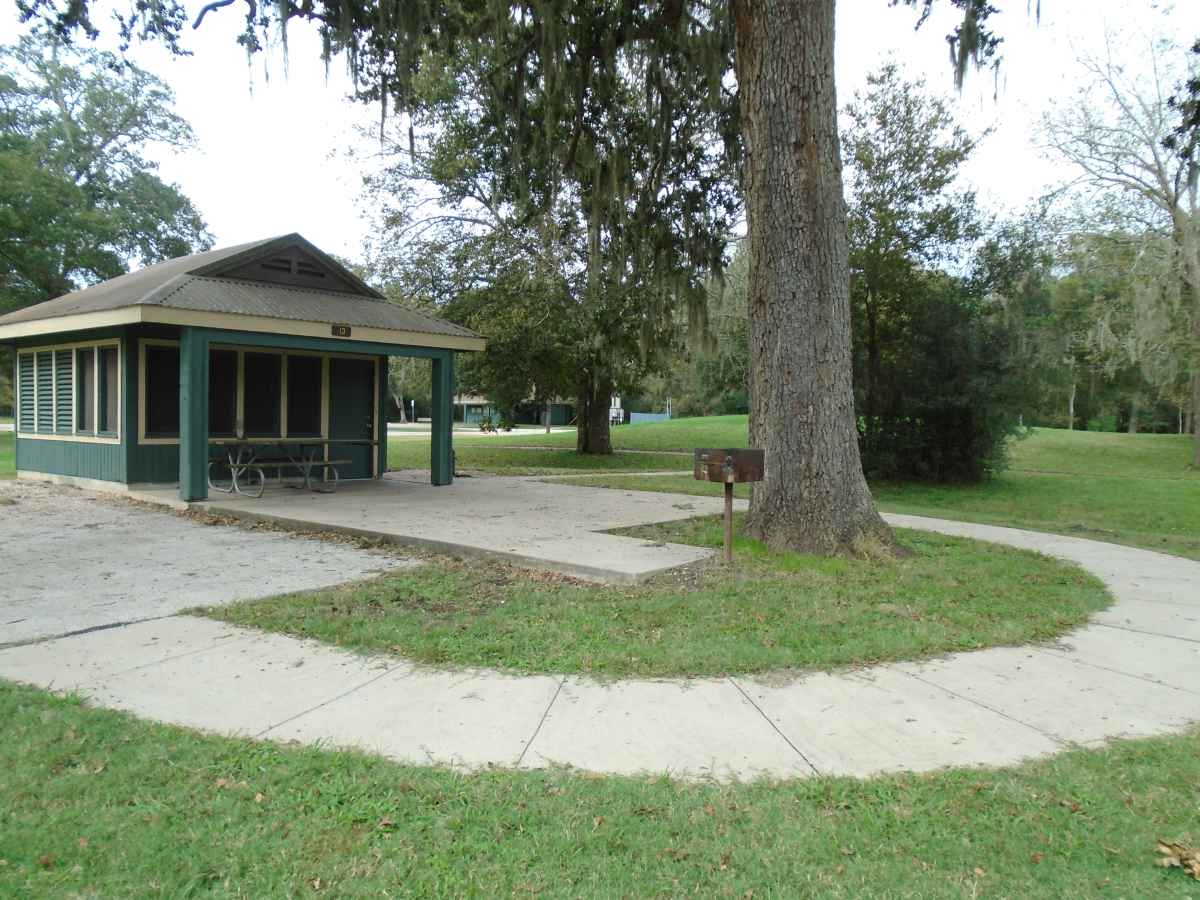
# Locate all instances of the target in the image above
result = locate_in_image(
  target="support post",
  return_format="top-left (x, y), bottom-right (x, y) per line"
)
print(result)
top-left (724, 481), bottom-right (734, 565)
top-left (430, 352), bottom-right (454, 485)
top-left (179, 327), bottom-right (210, 501)
top-left (376, 355), bottom-right (389, 478)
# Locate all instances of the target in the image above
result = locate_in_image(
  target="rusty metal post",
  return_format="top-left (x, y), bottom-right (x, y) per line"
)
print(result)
top-left (723, 481), bottom-right (734, 565)
top-left (694, 447), bottom-right (764, 567)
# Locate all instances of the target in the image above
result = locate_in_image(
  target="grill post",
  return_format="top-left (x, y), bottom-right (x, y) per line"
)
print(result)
top-left (693, 447), bottom-right (764, 567)
top-left (723, 481), bottom-right (734, 564)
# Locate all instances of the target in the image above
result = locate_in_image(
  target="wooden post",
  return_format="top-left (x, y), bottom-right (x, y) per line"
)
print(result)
top-left (179, 327), bottom-right (210, 501)
top-left (724, 481), bottom-right (734, 565)
top-left (430, 351), bottom-right (454, 485)
top-left (376, 355), bottom-right (389, 478)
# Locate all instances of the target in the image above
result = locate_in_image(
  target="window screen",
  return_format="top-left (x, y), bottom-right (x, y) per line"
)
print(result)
top-left (286, 355), bottom-right (323, 436)
top-left (76, 348), bottom-right (95, 432)
top-left (144, 344), bottom-right (180, 437)
top-left (243, 352), bottom-right (281, 437)
top-left (209, 350), bottom-right (238, 437)
top-left (17, 353), bottom-right (34, 432)
top-left (99, 347), bottom-right (118, 434)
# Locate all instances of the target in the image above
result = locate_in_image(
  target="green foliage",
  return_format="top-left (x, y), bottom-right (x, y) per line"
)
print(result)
top-left (856, 271), bottom-right (1038, 482)
top-left (842, 67), bottom-right (1033, 482)
top-left (350, 0), bottom-right (741, 450)
top-left (0, 32), bottom-right (211, 313)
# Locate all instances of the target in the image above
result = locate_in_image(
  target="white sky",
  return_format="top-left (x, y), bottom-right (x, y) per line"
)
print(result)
top-left (2, 0), bottom-right (1197, 262)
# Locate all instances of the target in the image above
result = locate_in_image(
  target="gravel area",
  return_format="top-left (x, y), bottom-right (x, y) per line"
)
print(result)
top-left (0, 480), bottom-right (411, 646)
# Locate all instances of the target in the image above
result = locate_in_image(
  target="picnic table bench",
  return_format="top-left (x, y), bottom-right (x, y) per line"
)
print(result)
top-left (206, 439), bottom-right (377, 498)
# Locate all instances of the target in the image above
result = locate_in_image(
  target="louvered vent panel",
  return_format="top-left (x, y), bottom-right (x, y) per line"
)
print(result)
top-left (35, 351), bottom-right (53, 433)
top-left (55, 349), bottom-right (73, 433)
top-left (17, 354), bottom-right (34, 432)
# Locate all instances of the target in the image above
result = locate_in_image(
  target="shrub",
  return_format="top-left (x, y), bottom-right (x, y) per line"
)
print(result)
top-left (854, 273), bottom-right (1036, 483)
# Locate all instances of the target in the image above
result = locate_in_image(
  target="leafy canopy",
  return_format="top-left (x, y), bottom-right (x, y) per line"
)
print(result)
top-left (0, 32), bottom-right (211, 312)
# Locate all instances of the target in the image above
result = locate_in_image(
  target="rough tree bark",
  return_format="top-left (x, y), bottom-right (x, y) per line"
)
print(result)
top-left (1127, 395), bottom-right (1139, 435)
top-left (1067, 381), bottom-right (1076, 430)
top-left (576, 370), bottom-right (613, 454)
top-left (732, 0), bottom-right (895, 555)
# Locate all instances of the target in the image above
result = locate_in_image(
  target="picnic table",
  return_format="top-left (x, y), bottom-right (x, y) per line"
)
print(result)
top-left (206, 438), bottom-right (377, 498)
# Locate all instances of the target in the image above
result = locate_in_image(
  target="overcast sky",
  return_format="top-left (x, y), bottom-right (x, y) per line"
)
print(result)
top-left (2, 1), bottom-right (1197, 263)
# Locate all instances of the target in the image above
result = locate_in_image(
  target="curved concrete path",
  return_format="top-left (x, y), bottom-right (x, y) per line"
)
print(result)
top-left (0, 513), bottom-right (1197, 781)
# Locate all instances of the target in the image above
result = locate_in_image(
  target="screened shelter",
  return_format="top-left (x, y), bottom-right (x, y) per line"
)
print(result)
top-left (1, 234), bottom-right (485, 500)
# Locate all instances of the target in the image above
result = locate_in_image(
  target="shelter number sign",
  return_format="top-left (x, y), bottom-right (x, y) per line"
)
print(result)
top-left (331, 324), bottom-right (352, 338)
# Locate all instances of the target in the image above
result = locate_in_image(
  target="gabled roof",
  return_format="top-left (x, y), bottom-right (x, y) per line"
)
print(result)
top-left (0, 234), bottom-right (484, 352)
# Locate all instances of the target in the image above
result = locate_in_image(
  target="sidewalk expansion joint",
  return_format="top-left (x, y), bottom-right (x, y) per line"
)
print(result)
top-left (727, 677), bottom-right (821, 776)
top-left (898, 670), bottom-right (1069, 747)
top-left (1094, 622), bottom-right (1200, 646)
top-left (0, 613), bottom-right (183, 652)
top-left (1031, 646), bottom-right (1200, 696)
top-left (253, 664), bottom-right (403, 740)
top-left (516, 677), bottom-right (565, 768)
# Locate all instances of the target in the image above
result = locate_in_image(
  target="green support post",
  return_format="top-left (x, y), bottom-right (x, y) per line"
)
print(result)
top-left (430, 352), bottom-right (454, 485)
top-left (377, 355), bottom-right (389, 478)
top-left (179, 327), bottom-right (210, 501)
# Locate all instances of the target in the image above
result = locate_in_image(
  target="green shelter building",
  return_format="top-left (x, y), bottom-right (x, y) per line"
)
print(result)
top-left (1, 234), bottom-right (485, 500)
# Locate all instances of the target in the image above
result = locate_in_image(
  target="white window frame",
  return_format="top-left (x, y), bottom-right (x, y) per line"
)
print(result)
top-left (14, 339), bottom-right (121, 444)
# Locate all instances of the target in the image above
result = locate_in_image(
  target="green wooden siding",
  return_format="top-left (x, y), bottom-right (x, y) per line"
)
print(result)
top-left (15, 437), bottom-right (126, 482)
top-left (127, 444), bottom-right (180, 484)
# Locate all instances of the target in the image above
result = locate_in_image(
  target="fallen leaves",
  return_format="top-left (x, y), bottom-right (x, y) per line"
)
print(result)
top-left (1156, 840), bottom-right (1200, 880)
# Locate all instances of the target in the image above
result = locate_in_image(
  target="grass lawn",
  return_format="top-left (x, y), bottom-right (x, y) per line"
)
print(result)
top-left (523, 422), bottom-right (1200, 561)
top-left (204, 518), bottom-right (1107, 678)
top-left (389, 438), bottom-right (688, 475)
top-left (0, 431), bottom-right (12, 479)
top-left (4, 681), bottom-right (1200, 898)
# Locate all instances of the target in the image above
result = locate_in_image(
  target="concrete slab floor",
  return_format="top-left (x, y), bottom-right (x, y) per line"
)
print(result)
top-left (177, 474), bottom-right (745, 584)
top-left (0, 480), bottom-right (410, 646)
top-left (1, 512), bottom-right (1197, 781)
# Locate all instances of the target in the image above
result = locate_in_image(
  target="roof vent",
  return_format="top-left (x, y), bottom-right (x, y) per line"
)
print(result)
top-left (296, 260), bottom-right (327, 279)
top-left (260, 256), bottom-right (293, 273)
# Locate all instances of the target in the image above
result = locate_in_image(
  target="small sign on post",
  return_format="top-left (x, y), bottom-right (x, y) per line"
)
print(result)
top-left (693, 448), bottom-right (765, 564)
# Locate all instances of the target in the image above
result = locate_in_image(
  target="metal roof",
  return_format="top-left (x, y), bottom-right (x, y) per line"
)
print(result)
top-left (150, 277), bottom-right (478, 339)
top-left (0, 234), bottom-right (480, 346)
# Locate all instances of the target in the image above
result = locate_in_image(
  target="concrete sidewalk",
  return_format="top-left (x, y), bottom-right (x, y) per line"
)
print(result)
top-left (1, 514), bottom-right (1196, 781)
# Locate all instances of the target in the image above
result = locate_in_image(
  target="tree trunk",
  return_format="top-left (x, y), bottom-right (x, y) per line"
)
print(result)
top-left (864, 292), bottom-right (880, 452)
top-left (732, 0), bottom-right (894, 556)
top-left (544, 399), bottom-right (552, 434)
top-left (1127, 396), bottom-right (1139, 435)
top-left (1067, 381), bottom-right (1075, 430)
top-left (576, 371), bottom-right (613, 454)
